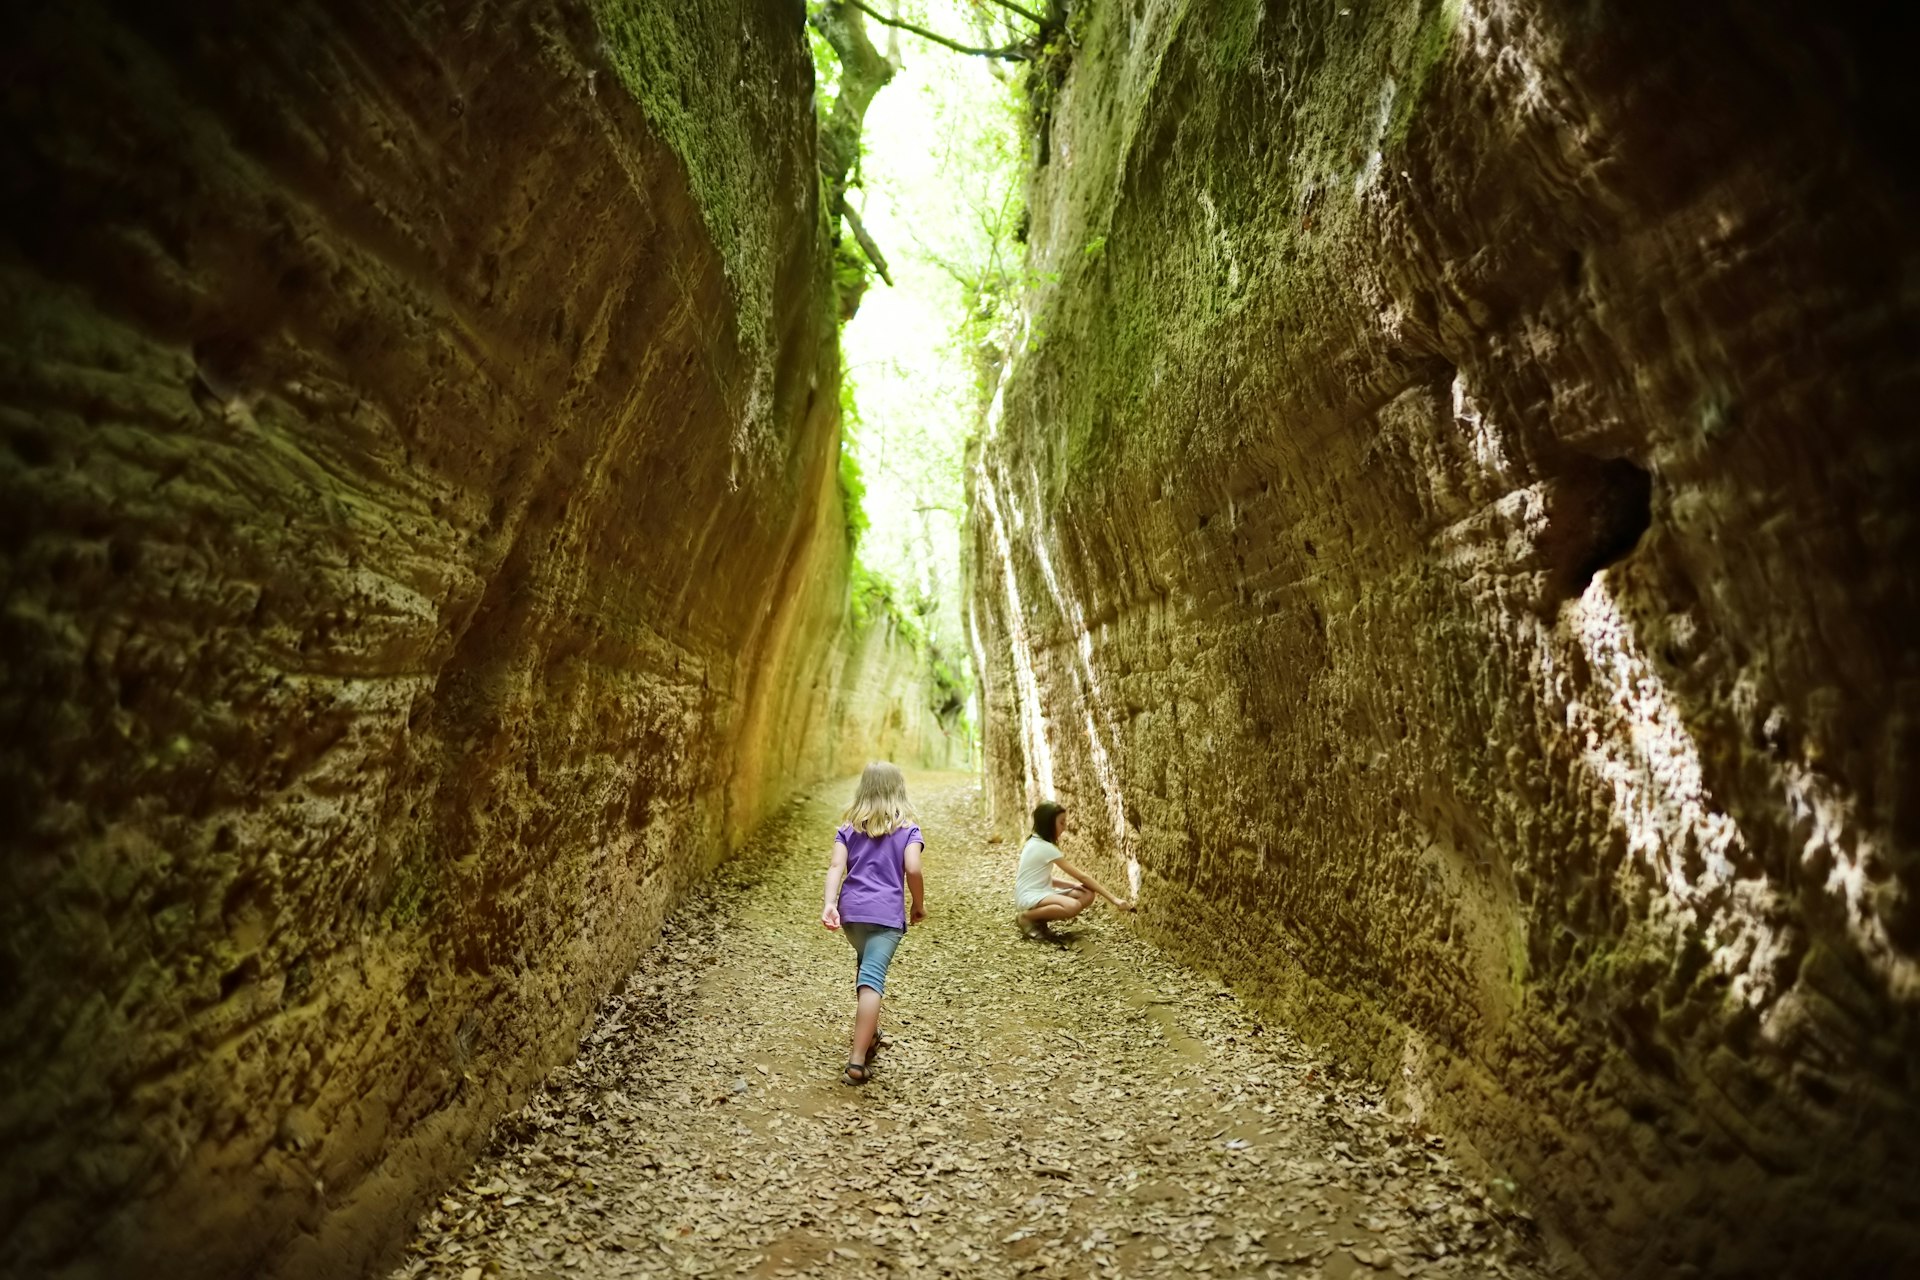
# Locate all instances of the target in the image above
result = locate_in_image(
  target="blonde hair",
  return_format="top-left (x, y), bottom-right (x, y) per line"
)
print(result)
top-left (840, 761), bottom-right (914, 837)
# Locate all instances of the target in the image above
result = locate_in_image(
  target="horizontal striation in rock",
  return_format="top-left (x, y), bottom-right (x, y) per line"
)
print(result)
top-left (0, 1), bottom-right (956, 1277)
top-left (968, 2), bottom-right (1920, 1276)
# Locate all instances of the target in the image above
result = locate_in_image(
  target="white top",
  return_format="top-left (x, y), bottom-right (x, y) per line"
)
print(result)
top-left (1014, 835), bottom-right (1066, 910)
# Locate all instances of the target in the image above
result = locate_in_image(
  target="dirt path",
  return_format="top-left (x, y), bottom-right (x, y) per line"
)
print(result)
top-left (393, 773), bottom-right (1551, 1279)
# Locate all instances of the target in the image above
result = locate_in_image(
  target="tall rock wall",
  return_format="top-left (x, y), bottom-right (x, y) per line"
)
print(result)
top-left (809, 612), bottom-right (969, 777)
top-left (969, 2), bottom-right (1919, 1275)
top-left (0, 2), bottom-right (945, 1276)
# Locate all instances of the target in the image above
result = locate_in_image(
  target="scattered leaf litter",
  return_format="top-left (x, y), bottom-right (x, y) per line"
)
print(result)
top-left (392, 775), bottom-right (1555, 1279)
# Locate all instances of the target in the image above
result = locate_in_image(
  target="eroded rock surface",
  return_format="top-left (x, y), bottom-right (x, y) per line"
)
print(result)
top-left (0, 2), bottom-right (953, 1277)
top-left (968, 3), bottom-right (1919, 1275)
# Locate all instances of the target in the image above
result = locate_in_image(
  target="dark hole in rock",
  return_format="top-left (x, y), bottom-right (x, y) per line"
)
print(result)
top-left (10, 427), bottom-right (54, 467)
top-left (191, 332), bottom-right (259, 403)
top-left (1799, 1073), bottom-right (1842, 1109)
top-left (220, 956), bottom-right (258, 1001)
top-left (223, 876), bottom-right (263, 921)
top-left (1566, 457), bottom-right (1653, 594)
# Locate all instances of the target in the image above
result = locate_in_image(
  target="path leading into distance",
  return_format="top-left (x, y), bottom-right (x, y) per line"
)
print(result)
top-left (394, 773), bottom-right (1551, 1280)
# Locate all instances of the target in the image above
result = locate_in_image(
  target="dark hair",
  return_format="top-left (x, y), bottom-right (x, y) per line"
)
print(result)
top-left (1032, 802), bottom-right (1066, 843)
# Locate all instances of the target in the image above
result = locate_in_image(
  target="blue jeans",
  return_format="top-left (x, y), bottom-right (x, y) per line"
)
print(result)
top-left (841, 921), bottom-right (905, 994)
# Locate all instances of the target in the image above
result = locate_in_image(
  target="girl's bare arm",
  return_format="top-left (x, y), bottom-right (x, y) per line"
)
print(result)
top-left (1054, 857), bottom-right (1133, 909)
top-left (903, 840), bottom-right (926, 923)
top-left (822, 841), bottom-right (849, 928)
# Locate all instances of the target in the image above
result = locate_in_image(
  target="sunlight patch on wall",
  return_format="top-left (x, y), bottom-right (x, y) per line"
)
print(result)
top-left (1452, 371), bottom-right (1509, 476)
top-left (1570, 580), bottom-right (1742, 903)
top-left (981, 313), bottom-right (1030, 445)
top-left (978, 467), bottom-right (1053, 807)
top-left (998, 462), bottom-right (1128, 882)
top-left (1460, 0), bottom-right (1551, 115)
top-left (1563, 579), bottom-right (1841, 1016)
top-left (1353, 75), bottom-right (1396, 197)
top-left (964, 599), bottom-right (996, 824)
top-left (1446, 375), bottom-right (1914, 1015)
top-left (1778, 743), bottom-right (1919, 999)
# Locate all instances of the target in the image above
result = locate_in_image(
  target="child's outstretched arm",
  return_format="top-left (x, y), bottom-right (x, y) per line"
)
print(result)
top-left (1054, 858), bottom-right (1135, 911)
top-left (904, 840), bottom-right (926, 925)
top-left (822, 840), bottom-right (849, 930)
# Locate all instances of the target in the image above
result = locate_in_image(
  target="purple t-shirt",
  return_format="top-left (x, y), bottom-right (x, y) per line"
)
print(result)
top-left (835, 822), bottom-right (923, 928)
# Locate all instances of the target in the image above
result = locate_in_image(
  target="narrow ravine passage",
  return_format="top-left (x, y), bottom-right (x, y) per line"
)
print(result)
top-left (392, 775), bottom-right (1546, 1279)
top-left (8, 5), bottom-right (1915, 1277)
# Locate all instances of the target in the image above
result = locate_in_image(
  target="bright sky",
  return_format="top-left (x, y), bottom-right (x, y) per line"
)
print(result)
top-left (838, 4), bottom-right (1022, 658)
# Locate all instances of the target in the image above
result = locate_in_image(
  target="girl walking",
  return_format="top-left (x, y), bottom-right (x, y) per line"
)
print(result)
top-left (820, 762), bottom-right (926, 1084)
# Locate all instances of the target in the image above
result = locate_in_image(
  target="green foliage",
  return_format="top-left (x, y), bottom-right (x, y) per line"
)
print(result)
top-left (838, 367), bottom-right (870, 550)
top-left (1387, 0), bottom-right (1465, 152)
top-left (846, 558), bottom-right (890, 631)
top-left (810, 2), bottom-right (1030, 705)
top-left (826, 15), bottom-right (1025, 664)
top-left (587, 0), bottom-right (784, 438)
top-left (848, 555), bottom-right (936, 647)
top-left (846, 556), bottom-right (973, 729)
top-left (1082, 234), bottom-right (1108, 262)
top-left (918, 106), bottom-right (1032, 403)
top-left (927, 648), bottom-right (969, 721)
top-left (806, 20), bottom-right (844, 116)
top-left (839, 445), bottom-right (870, 550)
top-left (1020, 1), bottom-right (1081, 151)
top-left (382, 846), bottom-right (436, 928)
top-left (833, 238), bottom-right (874, 320)
top-left (1210, 0), bottom-right (1268, 73)
top-left (1065, 0), bottom-right (1094, 46)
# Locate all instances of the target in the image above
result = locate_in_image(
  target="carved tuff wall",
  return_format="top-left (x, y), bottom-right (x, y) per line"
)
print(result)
top-left (968, 1), bottom-right (1919, 1275)
top-left (0, 1), bottom-right (951, 1276)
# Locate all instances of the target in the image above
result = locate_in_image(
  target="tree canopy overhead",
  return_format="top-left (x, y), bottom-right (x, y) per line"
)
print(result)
top-left (807, 1), bottom-right (1037, 683)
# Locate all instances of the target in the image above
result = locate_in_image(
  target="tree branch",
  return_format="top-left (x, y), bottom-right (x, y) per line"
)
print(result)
top-left (842, 203), bottom-right (894, 287)
top-left (843, 0), bottom-right (1030, 60)
top-left (811, 3), bottom-right (895, 225)
top-left (980, 0), bottom-right (1046, 25)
